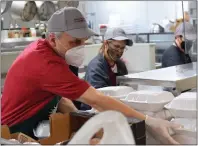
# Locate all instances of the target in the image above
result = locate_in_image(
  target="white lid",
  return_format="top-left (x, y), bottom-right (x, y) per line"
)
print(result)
top-left (126, 90), bottom-right (174, 103)
top-left (165, 92), bottom-right (196, 111)
top-left (97, 86), bottom-right (134, 99)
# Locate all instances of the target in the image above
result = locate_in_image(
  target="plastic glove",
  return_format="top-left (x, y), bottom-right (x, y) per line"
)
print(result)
top-left (145, 115), bottom-right (183, 145)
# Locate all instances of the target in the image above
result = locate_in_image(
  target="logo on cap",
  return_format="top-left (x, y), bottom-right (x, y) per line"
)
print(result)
top-left (74, 18), bottom-right (85, 23)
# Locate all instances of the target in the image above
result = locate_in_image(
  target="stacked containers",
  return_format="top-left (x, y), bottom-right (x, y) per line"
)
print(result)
top-left (164, 92), bottom-right (197, 144)
top-left (121, 90), bottom-right (175, 144)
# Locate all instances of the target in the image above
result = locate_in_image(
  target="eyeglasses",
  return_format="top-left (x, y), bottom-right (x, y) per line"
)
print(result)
top-left (108, 41), bottom-right (127, 52)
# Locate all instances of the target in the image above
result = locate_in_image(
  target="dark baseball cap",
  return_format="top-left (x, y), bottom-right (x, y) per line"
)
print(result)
top-left (175, 22), bottom-right (196, 41)
top-left (104, 28), bottom-right (133, 46)
top-left (47, 7), bottom-right (98, 38)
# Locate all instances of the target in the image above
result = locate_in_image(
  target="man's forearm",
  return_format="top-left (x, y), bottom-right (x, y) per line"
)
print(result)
top-left (95, 93), bottom-right (146, 120)
top-left (80, 87), bottom-right (146, 121)
top-left (58, 98), bottom-right (78, 113)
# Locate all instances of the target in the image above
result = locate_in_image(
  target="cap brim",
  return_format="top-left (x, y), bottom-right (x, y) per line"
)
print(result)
top-left (66, 28), bottom-right (98, 39)
top-left (112, 36), bottom-right (133, 46)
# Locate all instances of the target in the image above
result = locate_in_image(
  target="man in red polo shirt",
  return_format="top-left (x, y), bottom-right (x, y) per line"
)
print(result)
top-left (2, 7), bottom-right (181, 144)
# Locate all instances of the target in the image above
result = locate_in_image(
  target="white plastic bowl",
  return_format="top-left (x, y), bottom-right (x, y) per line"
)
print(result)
top-left (97, 86), bottom-right (135, 100)
top-left (122, 90), bottom-right (174, 112)
top-left (164, 92), bottom-right (196, 118)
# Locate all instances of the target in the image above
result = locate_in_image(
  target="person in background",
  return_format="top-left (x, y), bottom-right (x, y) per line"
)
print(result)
top-left (1, 7), bottom-right (182, 144)
top-left (184, 11), bottom-right (190, 22)
top-left (172, 11), bottom-right (191, 32)
top-left (162, 22), bottom-right (196, 68)
top-left (85, 27), bottom-right (131, 88)
top-left (82, 28), bottom-right (131, 110)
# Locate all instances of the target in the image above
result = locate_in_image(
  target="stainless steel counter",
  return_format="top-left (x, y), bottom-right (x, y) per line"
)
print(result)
top-left (117, 62), bottom-right (197, 93)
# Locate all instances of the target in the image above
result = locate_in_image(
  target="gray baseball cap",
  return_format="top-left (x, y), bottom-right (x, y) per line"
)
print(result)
top-left (47, 7), bottom-right (97, 38)
top-left (104, 28), bottom-right (133, 46)
top-left (175, 22), bottom-right (196, 41)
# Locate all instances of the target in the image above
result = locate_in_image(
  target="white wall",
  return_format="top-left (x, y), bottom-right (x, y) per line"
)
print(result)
top-left (85, 1), bottom-right (189, 33)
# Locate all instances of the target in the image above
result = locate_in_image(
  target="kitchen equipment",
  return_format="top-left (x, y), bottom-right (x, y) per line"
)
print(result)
top-left (151, 23), bottom-right (165, 33)
top-left (122, 90), bottom-right (174, 112)
top-left (99, 24), bottom-right (108, 41)
top-left (122, 43), bottom-right (156, 73)
top-left (1, 1), bottom-right (12, 14)
top-left (36, 1), bottom-right (56, 21)
top-left (117, 62), bottom-right (197, 94)
top-left (10, 1), bottom-right (37, 21)
top-left (54, 1), bottom-right (79, 9)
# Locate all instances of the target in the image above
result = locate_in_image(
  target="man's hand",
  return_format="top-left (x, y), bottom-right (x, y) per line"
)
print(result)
top-left (145, 116), bottom-right (182, 144)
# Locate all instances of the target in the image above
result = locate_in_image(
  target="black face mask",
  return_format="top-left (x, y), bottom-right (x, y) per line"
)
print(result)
top-left (181, 40), bottom-right (193, 52)
top-left (107, 44), bottom-right (123, 61)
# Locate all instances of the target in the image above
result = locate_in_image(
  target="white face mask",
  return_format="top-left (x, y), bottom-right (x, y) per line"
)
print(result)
top-left (65, 45), bottom-right (85, 67)
top-left (56, 39), bottom-right (85, 67)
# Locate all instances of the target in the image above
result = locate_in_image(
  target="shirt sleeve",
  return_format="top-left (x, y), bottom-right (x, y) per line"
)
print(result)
top-left (40, 61), bottom-right (90, 100)
top-left (85, 63), bottom-right (109, 89)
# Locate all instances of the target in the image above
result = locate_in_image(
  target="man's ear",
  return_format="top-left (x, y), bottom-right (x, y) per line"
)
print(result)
top-left (49, 37), bottom-right (57, 48)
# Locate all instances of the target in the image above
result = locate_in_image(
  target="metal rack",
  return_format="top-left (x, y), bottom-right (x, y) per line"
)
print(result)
top-left (1, 37), bottom-right (40, 49)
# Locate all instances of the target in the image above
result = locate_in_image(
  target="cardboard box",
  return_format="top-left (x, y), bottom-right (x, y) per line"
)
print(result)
top-left (1, 125), bottom-right (11, 139)
top-left (1, 113), bottom-right (71, 145)
top-left (3, 112), bottom-right (144, 145)
top-left (38, 113), bottom-right (71, 145)
top-left (11, 132), bottom-right (37, 143)
top-left (1, 125), bottom-right (37, 144)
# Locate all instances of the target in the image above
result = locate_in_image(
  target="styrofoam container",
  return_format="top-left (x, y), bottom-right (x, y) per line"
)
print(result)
top-left (121, 90), bottom-right (174, 112)
top-left (97, 86), bottom-right (135, 100)
top-left (164, 92), bottom-right (196, 118)
top-left (171, 118), bottom-right (196, 137)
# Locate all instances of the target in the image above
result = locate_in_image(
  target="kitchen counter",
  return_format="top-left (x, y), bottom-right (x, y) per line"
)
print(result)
top-left (117, 62), bottom-right (197, 93)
